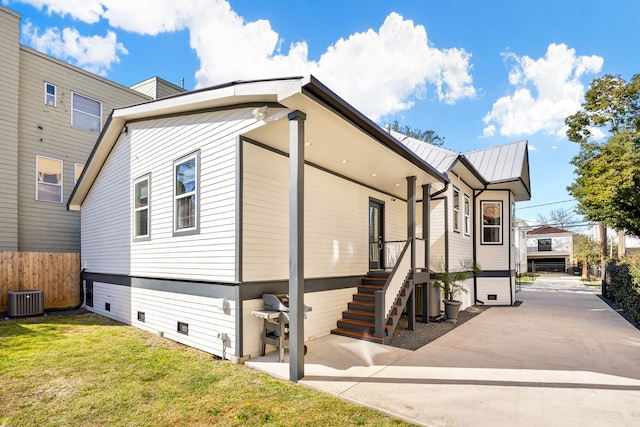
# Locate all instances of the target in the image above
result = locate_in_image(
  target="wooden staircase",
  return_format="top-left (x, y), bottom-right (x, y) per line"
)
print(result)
top-left (330, 271), bottom-right (412, 344)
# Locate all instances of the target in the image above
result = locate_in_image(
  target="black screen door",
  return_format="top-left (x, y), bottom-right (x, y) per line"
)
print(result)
top-left (369, 199), bottom-right (384, 270)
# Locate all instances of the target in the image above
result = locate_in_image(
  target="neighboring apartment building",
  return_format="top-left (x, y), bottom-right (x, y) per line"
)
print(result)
top-left (0, 6), bottom-right (183, 253)
top-left (526, 225), bottom-right (573, 273)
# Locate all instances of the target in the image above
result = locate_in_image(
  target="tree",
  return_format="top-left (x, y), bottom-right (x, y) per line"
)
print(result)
top-left (573, 234), bottom-right (601, 279)
top-left (390, 120), bottom-right (445, 146)
top-left (566, 74), bottom-right (640, 242)
top-left (536, 208), bottom-right (577, 229)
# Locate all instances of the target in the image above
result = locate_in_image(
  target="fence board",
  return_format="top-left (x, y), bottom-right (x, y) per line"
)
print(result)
top-left (0, 252), bottom-right (81, 311)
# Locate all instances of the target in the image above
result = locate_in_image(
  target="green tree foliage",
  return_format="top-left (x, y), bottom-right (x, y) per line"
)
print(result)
top-left (573, 234), bottom-right (601, 278)
top-left (390, 120), bottom-right (445, 146)
top-left (565, 74), bottom-right (640, 236)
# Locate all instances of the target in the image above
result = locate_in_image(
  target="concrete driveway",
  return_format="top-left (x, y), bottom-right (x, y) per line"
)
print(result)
top-left (246, 275), bottom-right (640, 426)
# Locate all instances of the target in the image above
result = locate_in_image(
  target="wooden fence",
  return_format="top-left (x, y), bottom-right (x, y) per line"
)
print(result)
top-left (0, 252), bottom-right (81, 311)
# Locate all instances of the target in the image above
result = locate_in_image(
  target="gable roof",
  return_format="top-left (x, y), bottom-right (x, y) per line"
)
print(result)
top-left (68, 75), bottom-right (449, 210)
top-left (527, 225), bottom-right (572, 235)
top-left (394, 132), bottom-right (531, 201)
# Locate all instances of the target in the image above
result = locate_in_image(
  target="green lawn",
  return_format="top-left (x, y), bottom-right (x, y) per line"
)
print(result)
top-left (0, 313), bottom-right (413, 427)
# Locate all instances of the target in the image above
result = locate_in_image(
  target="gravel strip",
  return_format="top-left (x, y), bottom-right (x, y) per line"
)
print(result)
top-left (388, 305), bottom-right (490, 351)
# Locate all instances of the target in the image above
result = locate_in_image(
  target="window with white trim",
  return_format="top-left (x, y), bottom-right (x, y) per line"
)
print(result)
top-left (133, 174), bottom-right (150, 239)
top-left (44, 82), bottom-right (56, 107)
top-left (174, 152), bottom-right (199, 234)
top-left (453, 187), bottom-right (460, 232)
top-left (481, 201), bottom-right (502, 244)
top-left (74, 163), bottom-right (84, 184)
top-left (464, 194), bottom-right (471, 236)
top-left (36, 156), bottom-right (63, 203)
top-left (72, 92), bottom-right (102, 132)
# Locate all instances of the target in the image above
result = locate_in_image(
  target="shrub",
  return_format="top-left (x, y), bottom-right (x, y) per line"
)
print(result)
top-left (606, 254), bottom-right (640, 323)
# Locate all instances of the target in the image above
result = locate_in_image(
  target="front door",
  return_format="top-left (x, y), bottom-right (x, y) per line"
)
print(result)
top-left (369, 199), bottom-right (384, 270)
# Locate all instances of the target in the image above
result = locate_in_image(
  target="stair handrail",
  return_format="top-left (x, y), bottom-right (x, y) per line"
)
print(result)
top-left (374, 240), bottom-right (411, 338)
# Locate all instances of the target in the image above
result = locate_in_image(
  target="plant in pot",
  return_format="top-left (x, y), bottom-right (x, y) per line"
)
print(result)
top-left (434, 259), bottom-right (481, 323)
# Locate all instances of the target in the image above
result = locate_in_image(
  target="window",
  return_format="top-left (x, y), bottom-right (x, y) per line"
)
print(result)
top-left (134, 175), bottom-right (150, 239)
top-left (74, 163), bottom-right (84, 184)
top-left (481, 201), bottom-right (502, 244)
top-left (72, 92), bottom-right (102, 132)
top-left (174, 152), bottom-right (199, 234)
top-left (453, 188), bottom-right (460, 232)
top-left (538, 238), bottom-right (552, 252)
top-left (44, 82), bottom-right (56, 107)
top-left (36, 156), bottom-right (63, 203)
top-left (464, 194), bottom-right (471, 236)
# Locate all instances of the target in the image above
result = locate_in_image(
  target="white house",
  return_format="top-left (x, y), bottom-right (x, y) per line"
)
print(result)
top-left (526, 225), bottom-right (573, 273)
top-left (68, 76), bottom-right (531, 379)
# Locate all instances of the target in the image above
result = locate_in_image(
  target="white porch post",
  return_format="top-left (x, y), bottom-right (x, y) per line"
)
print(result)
top-left (288, 110), bottom-right (306, 382)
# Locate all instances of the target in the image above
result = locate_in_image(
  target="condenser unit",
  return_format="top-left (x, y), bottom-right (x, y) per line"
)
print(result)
top-left (7, 290), bottom-right (44, 317)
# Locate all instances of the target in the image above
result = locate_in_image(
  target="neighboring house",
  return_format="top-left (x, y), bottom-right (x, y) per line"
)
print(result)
top-left (526, 225), bottom-right (573, 273)
top-left (0, 5), bottom-right (187, 313)
top-left (68, 76), bottom-right (531, 366)
top-left (0, 5), bottom-right (157, 253)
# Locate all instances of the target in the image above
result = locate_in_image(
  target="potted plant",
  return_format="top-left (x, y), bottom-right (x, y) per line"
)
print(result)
top-left (434, 259), bottom-right (481, 323)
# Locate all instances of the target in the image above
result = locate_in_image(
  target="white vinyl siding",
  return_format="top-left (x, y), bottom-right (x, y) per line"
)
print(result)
top-left (71, 92), bottom-right (102, 132)
top-left (82, 109), bottom-right (249, 281)
top-left (89, 282), bottom-right (236, 360)
top-left (477, 277), bottom-right (512, 306)
top-left (44, 82), bottom-right (56, 107)
top-left (476, 192), bottom-right (511, 271)
top-left (242, 142), bottom-right (407, 281)
top-left (35, 155), bottom-right (63, 203)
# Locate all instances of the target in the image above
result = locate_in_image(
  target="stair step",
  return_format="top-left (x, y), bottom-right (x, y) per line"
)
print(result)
top-left (331, 328), bottom-right (387, 344)
top-left (337, 318), bottom-right (375, 333)
top-left (353, 293), bottom-right (375, 302)
top-left (348, 301), bottom-right (375, 312)
top-left (342, 309), bottom-right (375, 322)
top-left (361, 277), bottom-right (387, 286)
top-left (358, 284), bottom-right (384, 294)
top-left (367, 271), bottom-right (390, 279)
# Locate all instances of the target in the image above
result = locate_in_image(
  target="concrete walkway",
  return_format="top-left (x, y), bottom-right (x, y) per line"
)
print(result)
top-left (246, 275), bottom-right (640, 426)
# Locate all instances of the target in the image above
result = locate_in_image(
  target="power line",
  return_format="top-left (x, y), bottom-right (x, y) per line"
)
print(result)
top-left (517, 199), bottom-right (575, 210)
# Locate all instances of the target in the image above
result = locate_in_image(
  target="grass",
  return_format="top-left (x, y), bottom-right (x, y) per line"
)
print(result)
top-left (0, 313), bottom-right (414, 427)
top-left (516, 274), bottom-right (538, 284)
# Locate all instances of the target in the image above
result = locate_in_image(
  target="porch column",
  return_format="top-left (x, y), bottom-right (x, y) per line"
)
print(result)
top-left (288, 110), bottom-right (306, 382)
top-left (406, 176), bottom-right (416, 331)
top-left (422, 184), bottom-right (431, 323)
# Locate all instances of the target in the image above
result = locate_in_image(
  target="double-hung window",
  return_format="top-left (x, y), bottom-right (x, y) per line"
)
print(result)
top-left (174, 151), bottom-right (199, 234)
top-left (464, 194), bottom-right (471, 236)
top-left (44, 82), bottom-right (56, 107)
top-left (36, 155), bottom-right (63, 203)
top-left (453, 188), bottom-right (460, 233)
top-left (133, 175), bottom-right (150, 240)
top-left (481, 201), bottom-right (502, 244)
top-left (72, 92), bottom-right (102, 132)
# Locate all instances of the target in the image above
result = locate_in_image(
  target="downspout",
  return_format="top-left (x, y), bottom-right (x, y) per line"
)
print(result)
top-left (473, 186), bottom-right (487, 305)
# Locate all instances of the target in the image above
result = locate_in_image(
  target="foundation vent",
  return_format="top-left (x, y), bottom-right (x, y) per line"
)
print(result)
top-left (8, 290), bottom-right (44, 317)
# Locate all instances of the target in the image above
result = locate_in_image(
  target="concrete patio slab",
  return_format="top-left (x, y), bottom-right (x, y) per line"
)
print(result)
top-left (246, 275), bottom-right (640, 426)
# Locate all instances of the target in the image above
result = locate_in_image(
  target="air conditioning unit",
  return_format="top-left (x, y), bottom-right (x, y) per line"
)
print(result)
top-left (8, 290), bottom-right (44, 317)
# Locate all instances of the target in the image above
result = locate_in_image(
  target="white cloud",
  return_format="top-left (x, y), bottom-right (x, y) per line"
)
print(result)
top-left (483, 43), bottom-right (603, 137)
top-left (528, 144), bottom-right (538, 151)
top-left (22, 20), bottom-right (127, 75)
top-left (13, 0), bottom-right (476, 121)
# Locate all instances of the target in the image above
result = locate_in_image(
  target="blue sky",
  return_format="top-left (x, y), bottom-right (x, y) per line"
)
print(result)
top-left (5, 0), bottom-right (640, 226)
